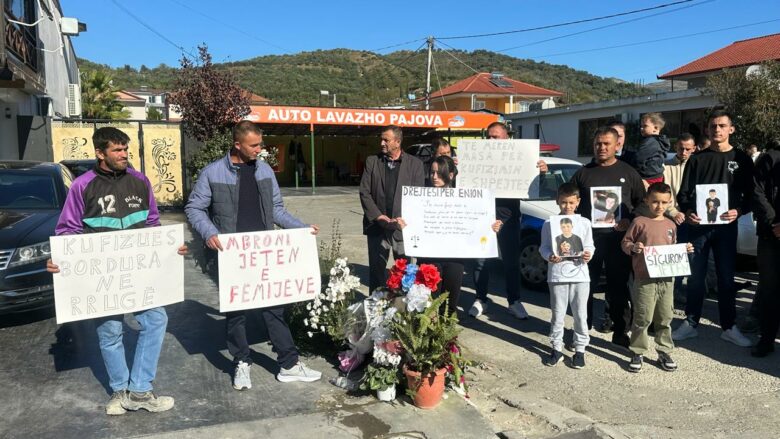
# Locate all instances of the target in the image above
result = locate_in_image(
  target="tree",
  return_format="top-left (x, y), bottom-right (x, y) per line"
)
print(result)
top-left (706, 61), bottom-right (780, 148)
top-left (168, 44), bottom-right (250, 142)
top-left (146, 107), bottom-right (164, 121)
top-left (80, 70), bottom-right (130, 120)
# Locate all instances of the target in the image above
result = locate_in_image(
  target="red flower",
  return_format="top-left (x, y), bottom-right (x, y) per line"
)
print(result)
top-left (416, 264), bottom-right (441, 291)
top-left (392, 258), bottom-right (408, 274)
top-left (386, 272), bottom-right (402, 289)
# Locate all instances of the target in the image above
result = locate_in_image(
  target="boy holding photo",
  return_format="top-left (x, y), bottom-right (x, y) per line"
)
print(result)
top-left (621, 183), bottom-right (693, 372)
top-left (540, 183), bottom-right (595, 369)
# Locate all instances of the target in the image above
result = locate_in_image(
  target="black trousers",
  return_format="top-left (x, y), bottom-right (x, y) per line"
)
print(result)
top-left (757, 237), bottom-right (780, 346)
top-left (367, 233), bottom-right (404, 292)
top-left (226, 305), bottom-right (298, 369)
top-left (421, 259), bottom-right (464, 315)
top-left (472, 221), bottom-right (520, 305)
top-left (587, 230), bottom-right (632, 335)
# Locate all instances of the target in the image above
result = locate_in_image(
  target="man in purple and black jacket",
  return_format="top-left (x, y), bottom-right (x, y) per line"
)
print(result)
top-left (48, 127), bottom-right (186, 416)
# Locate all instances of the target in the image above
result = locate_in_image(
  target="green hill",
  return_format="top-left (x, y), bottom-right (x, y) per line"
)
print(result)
top-left (78, 48), bottom-right (649, 107)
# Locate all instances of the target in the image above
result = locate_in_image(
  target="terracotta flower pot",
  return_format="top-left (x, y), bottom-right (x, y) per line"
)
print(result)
top-left (403, 365), bottom-right (447, 409)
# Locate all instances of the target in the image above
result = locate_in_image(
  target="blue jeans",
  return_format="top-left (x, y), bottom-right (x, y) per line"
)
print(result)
top-left (685, 222), bottom-right (738, 330)
top-left (96, 307), bottom-right (168, 393)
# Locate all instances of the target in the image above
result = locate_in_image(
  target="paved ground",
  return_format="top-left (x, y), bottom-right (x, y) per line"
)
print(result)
top-left (1, 187), bottom-right (777, 439)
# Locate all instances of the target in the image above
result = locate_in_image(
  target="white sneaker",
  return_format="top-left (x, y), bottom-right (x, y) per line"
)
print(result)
top-left (233, 361), bottom-right (251, 390)
top-left (672, 320), bottom-right (698, 341)
top-left (508, 302), bottom-right (529, 320)
top-left (469, 299), bottom-right (488, 317)
top-left (277, 361), bottom-right (322, 383)
top-left (721, 326), bottom-right (752, 347)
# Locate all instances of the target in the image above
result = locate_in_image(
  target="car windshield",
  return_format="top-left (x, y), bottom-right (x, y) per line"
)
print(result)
top-left (0, 172), bottom-right (59, 209)
top-left (529, 164), bottom-right (581, 201)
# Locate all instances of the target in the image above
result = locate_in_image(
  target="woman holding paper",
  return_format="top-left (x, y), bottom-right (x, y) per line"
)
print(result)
top-left (397, 156), bottom-right (501, 315)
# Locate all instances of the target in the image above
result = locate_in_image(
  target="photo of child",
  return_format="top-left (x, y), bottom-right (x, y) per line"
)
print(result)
top-left (695, 183), bottom-right (728, 225)
top-left (590, 186), bottom-right (622, 228)
top-left (551, 215), bottom-right (586, 258)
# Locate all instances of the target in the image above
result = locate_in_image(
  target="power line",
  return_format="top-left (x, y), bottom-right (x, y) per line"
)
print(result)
top-left (373, 38), bottom-right (427, 53)
top-left (435, 40), bottom-right (481, 74)
top-left (430, 50), bottom-right (447, 111)
top-left (166, 0), bottom-right (290, 53)
top-left (436, 0), bottom-right (702, 40)
top-left (110, 0), bottom-right (195, 59)
top-left (381, 41), bottom-right (428, 75)
top-left (498, 0), bottom-right (713, 53)
top-left (522, 18), bottom-right (780, 60)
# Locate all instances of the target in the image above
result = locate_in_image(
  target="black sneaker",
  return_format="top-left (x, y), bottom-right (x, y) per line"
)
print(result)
top-left (571, 352), bottom-right (585, 369)
top-left (628, 355), bottom-right (643, 373)
top-left (658, 352), bottom-right (677, 372)
top-left (751, 341), bottom-right (775, 358)
top-left (597, 317), bottom-right (614, 334)
top-left (544, 350), bottom-right (564, 367)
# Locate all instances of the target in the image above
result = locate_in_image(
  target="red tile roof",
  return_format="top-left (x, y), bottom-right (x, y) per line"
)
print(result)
top-left (429, 72), bottom-right (562, 99)
top-left (116, 90), bottom-right (145, 102)
top-left (659, 33), bottom-right (780, 79)
top-left (242, 90), bottom-right (271, 104)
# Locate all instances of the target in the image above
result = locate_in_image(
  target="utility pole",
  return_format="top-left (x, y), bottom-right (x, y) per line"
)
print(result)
top-left (425, 36), bottom-right (434, 110)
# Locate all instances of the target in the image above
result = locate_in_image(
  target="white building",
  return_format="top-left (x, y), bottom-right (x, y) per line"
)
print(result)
top-left (507, 32), bottom-right (780, 163)
top-left (0, 0), bottom-right (82, 160)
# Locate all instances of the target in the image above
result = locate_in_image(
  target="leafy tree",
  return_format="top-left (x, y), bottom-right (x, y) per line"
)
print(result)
top-left (80, 70), bottom-right (130, 119)
top-left (186, 129), bottom-right (232, 181)
top-left (706, 61), bottom-right (780, 148)
top-left (146, 107), bottom-right (164, 121)
top-left (168, 45), bottom-right (250, 142)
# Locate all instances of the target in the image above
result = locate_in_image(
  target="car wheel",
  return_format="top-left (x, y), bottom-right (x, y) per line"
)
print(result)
top-left (519, 234), bottom-right (547, 291)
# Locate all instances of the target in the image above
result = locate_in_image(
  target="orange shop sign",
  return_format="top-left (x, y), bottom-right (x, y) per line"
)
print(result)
top-left (244, 106), bottom-right (499, 129)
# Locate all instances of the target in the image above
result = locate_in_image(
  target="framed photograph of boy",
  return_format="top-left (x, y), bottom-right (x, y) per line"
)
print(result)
top-left (696, 183), bottom-right (728, 225)
top-left (590, 186), bottom-right (621, 228)
top-left (550, 215), bottom-right (587, 258)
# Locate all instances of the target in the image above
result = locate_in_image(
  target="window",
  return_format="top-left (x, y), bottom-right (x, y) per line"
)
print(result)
top-left (577, 116), bottom-right (614, 156)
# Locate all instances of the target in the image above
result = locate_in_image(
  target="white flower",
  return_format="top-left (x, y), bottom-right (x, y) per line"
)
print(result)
top-left (307, 332), bottom-right (313, 338)
top-left (304, 319), bottom-right (308, 326)
top-left (404, 284), bottom-right (432, 312)
top-left (330, 267), bottom-right (337, 276)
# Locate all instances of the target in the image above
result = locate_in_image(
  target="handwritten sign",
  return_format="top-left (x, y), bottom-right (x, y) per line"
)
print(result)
top-left (50, 224), bottom-right (185, 324)
top-left (456, 139), bottom-right (540, 198)
top-left (217, 228), bottom-right (320, 312)
top-left (644, 244), bottom-right (691, 278)
top-left (401, 186), bottom-right (498, 258)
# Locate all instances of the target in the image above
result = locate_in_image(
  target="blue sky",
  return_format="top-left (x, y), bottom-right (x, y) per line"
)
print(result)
top-left (66, 0), bottom-right (780, 83)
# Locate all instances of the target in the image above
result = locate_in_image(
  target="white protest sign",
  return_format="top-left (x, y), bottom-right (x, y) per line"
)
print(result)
top-left (549, 215), bottom-right (587, 258)
top-left (644, 244), bottom-right (691, 278)
top-left (50, 224), bottom-right (185, 324)
top-left (217, 228), bottom-right (320, 312)
top-left (590, 186), bottom-right (622, 228)
top-left (401, 186), bottom-right (498, 258)
top-left (696, 183), bottom-right (728, 225)
top-left (456, 139), bottom-right (540, 198)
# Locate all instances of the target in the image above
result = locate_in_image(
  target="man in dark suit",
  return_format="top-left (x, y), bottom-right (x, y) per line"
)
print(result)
top-left (359, 125), bottom-right (425, 291)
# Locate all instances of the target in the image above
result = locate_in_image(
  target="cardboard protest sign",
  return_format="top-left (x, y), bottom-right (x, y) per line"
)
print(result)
top-left (456, 139), bottom-right (540, 198)
top-left (401, 186), bottom-right (498, 258)
top-left (549, 215), bottom-right (587, 258)
top-left (50, 224), bottom-right (185, 324)
top-left (644, 244), bottom-right (691, 278)
top-left (696, 183), bottom-right (728, 225)
top-left (217, 228), bottom-right (320, 312)
top-left (590, 186), bottom-right (621, 228)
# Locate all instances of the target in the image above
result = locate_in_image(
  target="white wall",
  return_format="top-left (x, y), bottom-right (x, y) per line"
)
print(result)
top-left (37, 1), bottom-right (79, 117)
top-left (507, 90), bottom-right (717, 162)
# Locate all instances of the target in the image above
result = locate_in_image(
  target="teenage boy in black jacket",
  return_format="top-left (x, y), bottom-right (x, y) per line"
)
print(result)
top-left (674, 110), bottom-right (754, 347)
top-left (751, 139), bottom-right (780, 357)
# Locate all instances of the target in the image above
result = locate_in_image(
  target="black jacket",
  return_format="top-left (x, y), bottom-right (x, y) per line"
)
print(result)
top-left (623, 135), bottom-right (671, 180)
top-left (752, 149), bottom-right (780, 239)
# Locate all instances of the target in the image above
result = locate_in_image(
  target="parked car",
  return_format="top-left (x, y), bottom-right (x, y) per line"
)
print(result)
top-left (518, 157), bottom-right (583, 290)
top-left (0, 161), bottom-right (73, 314)
top-left (60, 159), bottom-right (97, 177)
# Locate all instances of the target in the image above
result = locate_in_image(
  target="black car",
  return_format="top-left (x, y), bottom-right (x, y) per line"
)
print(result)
top-left (0, 161), bottom-right (73, 314)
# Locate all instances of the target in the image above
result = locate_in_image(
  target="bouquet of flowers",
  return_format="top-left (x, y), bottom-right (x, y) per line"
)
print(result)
top-left (304, 257), bottom-right (361, 344)
top-left (259, 144), bottom-right (280, 169)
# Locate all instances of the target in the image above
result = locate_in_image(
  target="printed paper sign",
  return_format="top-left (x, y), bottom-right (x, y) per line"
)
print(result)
top-left (50, 224), bottom-right (185, 324)
top-left (456, 139), bottom-right (540, 198)
top-left (402, 186), bottom-right (498, 258)
top-left (590, 186), bottom-right (622, 228)
top-left (644, 244), bottom-right (691, 278)
top-left (217, 228), bottom-right (320, 312)
top-left (696, 183), bottom-right (728, 225)
top-left (549, 215), bottom-right (587, 258)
